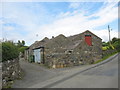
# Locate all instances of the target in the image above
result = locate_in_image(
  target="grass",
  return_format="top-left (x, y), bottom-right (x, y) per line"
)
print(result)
top-left (2, 81), bottom-right (13, 88)
top-left (93, 51), bottom-right (118, 64)
top-left (3, 85), bottom-right (12, 88)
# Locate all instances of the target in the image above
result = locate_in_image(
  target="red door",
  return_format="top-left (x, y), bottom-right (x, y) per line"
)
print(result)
top-left (85, 35), bottom-right (92, 46)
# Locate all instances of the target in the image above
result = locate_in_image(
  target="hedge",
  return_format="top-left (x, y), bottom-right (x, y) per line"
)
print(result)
top-left (2, 41), bottom-right (19, 62)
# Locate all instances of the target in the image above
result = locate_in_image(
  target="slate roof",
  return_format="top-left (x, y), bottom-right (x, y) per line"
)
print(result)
top-left (29, 30), bottom-right (102, 50)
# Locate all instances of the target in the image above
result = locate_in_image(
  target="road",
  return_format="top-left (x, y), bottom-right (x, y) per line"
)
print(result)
top-left (50, 55), bottom-right (118, 88)
top-left (12, 58), bottom-right (61, 88)
top-left (12, 54), bottom-right (118, 88)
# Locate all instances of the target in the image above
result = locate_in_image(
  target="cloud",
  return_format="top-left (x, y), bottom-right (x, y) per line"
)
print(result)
top-left (69, 2), bottom-right (80, 9)
top-left (33, 2), bottom-right (118, 40)
top-left (1, 2), bottom-right (118, 45)
top-left (3, 26), bottom-right (14, 31)
top-left (1, 0), bottom-right (119, 2)
top-left (91, 29), bottom-right (118, 41)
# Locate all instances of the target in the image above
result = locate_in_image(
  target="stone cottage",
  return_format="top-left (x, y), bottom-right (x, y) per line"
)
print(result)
top-left (25, 30), bottom-right (102, 68)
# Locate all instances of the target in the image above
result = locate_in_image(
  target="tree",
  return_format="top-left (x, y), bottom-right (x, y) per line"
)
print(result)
top-left (22, 40), bottom-right (25, 46)
top-left (102, 42), bottom-right (109, 47)
top-left (112, 38), bottom-right (120, 52)
top-left (17, 40), bottom-right (22, 47)
top-left (112, 37), bottom-right (118, 44)
top-left (17, 40), bottom-right (25, 47)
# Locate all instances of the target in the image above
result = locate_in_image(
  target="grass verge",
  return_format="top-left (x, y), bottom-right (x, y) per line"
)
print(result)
top-left (93, 51), bottom-right (118, 64)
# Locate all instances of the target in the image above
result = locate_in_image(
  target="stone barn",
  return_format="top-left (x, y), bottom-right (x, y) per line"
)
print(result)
top-left (25, 30), bottom-right (102, 68)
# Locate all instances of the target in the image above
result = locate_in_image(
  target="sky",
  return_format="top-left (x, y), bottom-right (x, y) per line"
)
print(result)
top-left (0, 0), bottom-right (119, 46)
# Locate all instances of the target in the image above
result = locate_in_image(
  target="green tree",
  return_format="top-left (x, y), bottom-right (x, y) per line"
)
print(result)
top-left (112, 38), bottom-right (120, 52)
top-left (102, 42), bottom-right (108, 47)
top-left (17, 40), bottom-right (25, 47)
top-left (17, 40), bottom-right (22, 47)
top-left (112, 37), bottom-right (118, 44)
top-left (22, 40), bottom-right (25, 46)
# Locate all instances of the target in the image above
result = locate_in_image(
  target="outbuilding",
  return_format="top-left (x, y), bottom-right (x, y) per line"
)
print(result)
top-left (25, 30), bottom-right (102, 68)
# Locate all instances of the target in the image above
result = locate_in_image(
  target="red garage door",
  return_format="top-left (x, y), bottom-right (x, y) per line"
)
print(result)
top-left (85, 35), bottom-right (92, 46)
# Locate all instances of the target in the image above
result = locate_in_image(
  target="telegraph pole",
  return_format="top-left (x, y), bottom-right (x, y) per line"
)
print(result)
top-left (108, 25), bottom-right (111, 45)
top-left (108, 25), bottom-right (114, 49)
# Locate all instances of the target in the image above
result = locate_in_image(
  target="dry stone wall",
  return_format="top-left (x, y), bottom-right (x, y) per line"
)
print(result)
top-left (102, 49), bottom-right (117, 58)
top-left (2, 58), bottom-right (22, 88)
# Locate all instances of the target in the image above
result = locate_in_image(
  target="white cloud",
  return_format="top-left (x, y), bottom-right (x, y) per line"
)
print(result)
top-left (3, 31), bottom-right (24, 42)
top-left (3, 26), bottom-right (14, 31)
top-left (91, 29), bottom-right (118, 42)
top-left (69, 2), bottom-right (80, 9)
top-left (1, 0), bottom-right (119, 2)
top-left (1, 2), bottom-right (118, 45)
top-left (32, 2), bottom-right (118, 41)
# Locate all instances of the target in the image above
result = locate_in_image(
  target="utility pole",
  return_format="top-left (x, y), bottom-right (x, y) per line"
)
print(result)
top-left (108, 25), bottom-right (111, 45)
top-left (108, 25), bottom-right (114, 49)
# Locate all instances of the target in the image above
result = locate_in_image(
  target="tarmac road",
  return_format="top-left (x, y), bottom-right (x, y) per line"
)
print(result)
top-left (12, 59), bottom-right (61, 88)
top-left (50, 54), bottom-right (118, 88)
top-left (12, 54), bottom-right (118, 88)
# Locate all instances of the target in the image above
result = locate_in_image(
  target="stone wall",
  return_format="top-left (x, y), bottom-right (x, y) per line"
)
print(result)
top-left (102, 49), bottom-right (117, 58)
top-left (26, 30), bottom-right (102, 68)
top-left (2, 58), bottom-right (22, 88)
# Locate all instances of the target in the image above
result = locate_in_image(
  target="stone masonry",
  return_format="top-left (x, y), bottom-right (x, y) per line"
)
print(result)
top-left (2, 58), bottom-right (22, 88)
top-left (25, 30), bottom-right (102, 68)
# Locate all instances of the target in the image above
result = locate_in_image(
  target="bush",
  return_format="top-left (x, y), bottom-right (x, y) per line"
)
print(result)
top-left (18, 46), bottom-right (28, 54)
top-left (102, 46), bottom-right (109, 51)
top-left (28, 55), bottom-right (34, 63)
top-left (2, 41), bottom-right (19, 62)
top-left (112, 41), bottom-right (120, 52)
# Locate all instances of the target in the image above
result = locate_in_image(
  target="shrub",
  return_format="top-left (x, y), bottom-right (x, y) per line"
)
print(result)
top-left (18, 46), bottom-right (28, 54)
top-left (28, 55), bottom-right (34, 63)
top-left (112, 41), bottom-right (120, 52)
top-left (2, 41), bottom-right (19, 62)
top-left (102, 46), bottom-right (109, 51)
